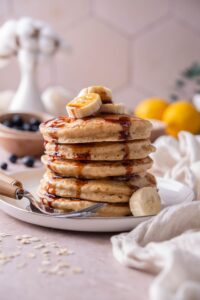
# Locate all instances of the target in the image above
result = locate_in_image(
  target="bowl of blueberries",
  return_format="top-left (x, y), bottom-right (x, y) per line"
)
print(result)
top-left (0, 112), bottom-right (51, 157)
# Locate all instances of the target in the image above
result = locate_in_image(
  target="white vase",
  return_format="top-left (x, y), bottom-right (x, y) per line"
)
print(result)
top-left (9, 49), bottom-right (44, 112)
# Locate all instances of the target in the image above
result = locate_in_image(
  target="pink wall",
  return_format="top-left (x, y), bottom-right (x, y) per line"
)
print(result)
top-left (0, 0), bottom-right (200, 110)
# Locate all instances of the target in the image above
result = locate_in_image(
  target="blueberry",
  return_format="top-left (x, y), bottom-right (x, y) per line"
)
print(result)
top-left (12, 115), bottom-right (24, 127)
top-left (1, 162), bottom-right (8, 170)
top-left (9, 154), bottom-right (18, 164)
top-left (2, 119), bottom-right (13, 128)
top-left (30, 125), bottom-right (39, 132)
top-left (30, 118), bottom-right (40, 127)
top-left (22, 123), bottom-right (32, 131)
top-left (23, 156), bottom-right (35, 168)
top-left (13, 125), bottom-right (22, 131)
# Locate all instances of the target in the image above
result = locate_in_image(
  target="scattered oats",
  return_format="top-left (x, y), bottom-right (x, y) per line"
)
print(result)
top-left (41, 249), bottom-right (51, 255)
top-left (56, 248), bottom-right (68, 256)
top-left (20, 239), bottom-right (30, 245)
top-left (0, 233), bottom-right (12, 237)
top-left (10, 252), bottom-right (21, 257)
top-left (58, 262), bottom-right (70, 269)
top-left (34, 244), bottom-right (45, 249)
top-left (15, 235), bottom-right (23, 241)
top-left (0, 234), bottom-right (78, 277)
top-left (17, 262), bottom-right (27, 269)
top-left (41, 260), bottom-right (51, 266)
top-left (29, 237), bottom-right (40, 242)
top-left (27, 252), bottom-right (36, 259)
top-left (0, 253), bottom-right (11, 260)
top-left (0, 254), bottom-right (11, 265)
top-left (38, 268), bottom-right (47, 273)
top-left (57, 271), bottom-right (65, 276)
top-left (21, 234), bottom-right (32, 239)
top-left (73, 267), bottom-right (83, 274)
top-left (48, 265), bottom-right (60, 274)
top-left (45, 242), bottom-right (57, 247)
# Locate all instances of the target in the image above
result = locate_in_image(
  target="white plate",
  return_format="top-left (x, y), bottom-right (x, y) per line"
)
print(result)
top-left (0, 169), bottom-right (194, 232)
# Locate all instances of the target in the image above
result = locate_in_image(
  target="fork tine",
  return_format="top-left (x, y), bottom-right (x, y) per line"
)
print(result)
top-left (74, 202), bottom-right (106, 214)
top-left (25, 191), bottom-right (106, 218)
top-left (51, 203), bottom-right (106, 217)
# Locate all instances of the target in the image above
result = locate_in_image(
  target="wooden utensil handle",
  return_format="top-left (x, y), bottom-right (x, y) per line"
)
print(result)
top-left (0, 172), bottom-right (23, 188)
top-left (0, 179), bottom-right (23, 199)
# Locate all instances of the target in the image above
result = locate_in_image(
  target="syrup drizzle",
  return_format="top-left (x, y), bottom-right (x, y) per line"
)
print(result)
top-left (118, 116), bottom-right (133, 175)
top-left (71, 143), bottom-right (97, 160)
top-left (47, 172), bottom-right (87, 200)
top-left (48, 157), bottom-right (87, 198)
top-left (123, 142), bottom-right (130, 160)
top-left (118, 116), bottom-right (131, 140)
top-left (122, 161), bottom-right (133, 175)
top-left (102, 115), bottom-right (132, 174)
top-left (42, 196), bottom-right (54, 209)
top-left (74, 161), bottom-right (85, 178)
top-left (104, 115), bottom-right (133, 175)
top-left (74, 152), bottom-right (91, 160)
top-left (102, 115), bottom-right (131, 140)
top-left (75, 178), bottom-right (88, 198)
top-left (46, 116), bottom-right (73, 142)
top-left (46, 183), bottom-right (56, 198)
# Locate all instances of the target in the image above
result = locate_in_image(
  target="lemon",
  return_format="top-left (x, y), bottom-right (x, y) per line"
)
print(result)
top-left (135, 98), bottom-right (169, 120)
top-left (163, 101), bottom-right (200, 137)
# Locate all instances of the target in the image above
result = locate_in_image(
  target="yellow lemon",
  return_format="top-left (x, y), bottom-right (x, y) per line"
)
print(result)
top-left (163, 101), bottom-right (200, 137)
top-left (135, 98), bottom-right (169, 120)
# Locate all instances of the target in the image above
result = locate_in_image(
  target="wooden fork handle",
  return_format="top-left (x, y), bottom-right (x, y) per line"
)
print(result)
top-left (0, 172), bottom-right (23, 188)
top-left (0, 179), bottom-right (24, 199)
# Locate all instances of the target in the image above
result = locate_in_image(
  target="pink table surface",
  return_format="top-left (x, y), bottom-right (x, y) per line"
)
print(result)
top-left (0, 149), bottom-right (153, 300)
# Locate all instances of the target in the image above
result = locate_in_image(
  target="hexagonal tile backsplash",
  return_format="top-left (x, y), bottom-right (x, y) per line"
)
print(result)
top-left (0, 0), bottom-right (200, 110)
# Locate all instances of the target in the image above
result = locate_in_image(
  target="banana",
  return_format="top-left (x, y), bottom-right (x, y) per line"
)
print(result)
top-left (78, 86), bottom-right (112, 103)
top-left (100, 103), bottom-right (125, 114)
top-left (129, 187), bottom-right (161, 217)
top-left (66, 93), bottom-right (102, 118)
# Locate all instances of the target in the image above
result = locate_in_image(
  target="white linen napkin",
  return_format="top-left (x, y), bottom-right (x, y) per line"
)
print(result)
top-left (111, 131), bottom-right (200, 300)
top-left (151, 131), bottom-right (200, 199)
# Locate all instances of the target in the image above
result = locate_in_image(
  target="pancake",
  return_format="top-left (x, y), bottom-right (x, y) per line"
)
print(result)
top-left (42, 155), bottom-right (153, 179)
top-left (45, 139), bottom-right (156, 161)
top-left (40, 114), bottom-right (152, 144)
top-left (38, 188), bottom-right (131, 217)
top-left (39, 170), bottom-right (156, 203)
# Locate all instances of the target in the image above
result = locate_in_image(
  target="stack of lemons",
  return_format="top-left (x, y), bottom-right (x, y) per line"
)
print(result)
top-left (135, 98), bottom-right (200, 137)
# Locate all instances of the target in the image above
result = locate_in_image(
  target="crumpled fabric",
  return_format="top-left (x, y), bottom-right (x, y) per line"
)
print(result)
top-left (151, 131), bottom-right (200, 199)
top-left (111, 131), bottom-right (200, 300)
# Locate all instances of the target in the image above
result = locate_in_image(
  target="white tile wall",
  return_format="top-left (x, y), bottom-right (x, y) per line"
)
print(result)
top-left (0, 0), bottom-right (200, 109)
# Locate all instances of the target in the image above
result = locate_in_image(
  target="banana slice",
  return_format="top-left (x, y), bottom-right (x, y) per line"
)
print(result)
top-left (100, 103), bottom-right (125, 114)
top-left (129, 187), bottom-right (161, 217)
top-left (66, 93), bottom-right (102, 118)
top-left (78, 86), bottom-right (112, 103)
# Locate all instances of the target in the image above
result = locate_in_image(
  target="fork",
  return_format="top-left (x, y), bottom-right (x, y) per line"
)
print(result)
top-left (0, 172), bottom-right (106, 218)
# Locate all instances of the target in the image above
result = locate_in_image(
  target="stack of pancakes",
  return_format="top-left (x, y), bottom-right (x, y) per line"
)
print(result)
top-left (38, 114), bottom-right (156, 217)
